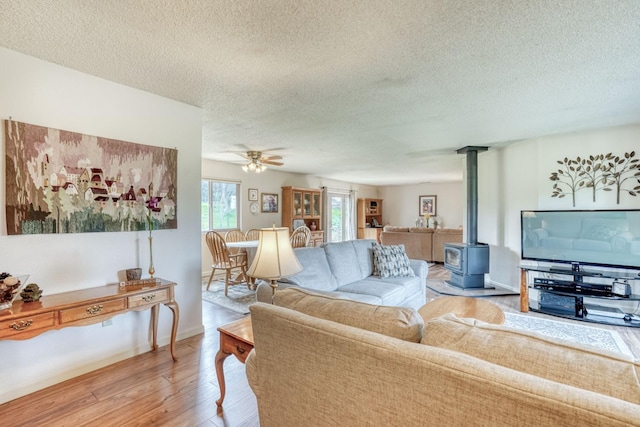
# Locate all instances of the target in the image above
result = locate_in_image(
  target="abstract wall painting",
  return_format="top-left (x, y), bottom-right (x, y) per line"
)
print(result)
top-left (4, 120), bottom-right (178, 235)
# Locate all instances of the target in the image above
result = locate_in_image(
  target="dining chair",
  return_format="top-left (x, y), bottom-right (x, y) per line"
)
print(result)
top-left (224, 229), bottom-right (247, 257)
top-left (206, 231), bottom-right (250, 296)
top-left (244, 228), bottom-right (260, 241)
top-left (290, 226), bottom-right (311, 248)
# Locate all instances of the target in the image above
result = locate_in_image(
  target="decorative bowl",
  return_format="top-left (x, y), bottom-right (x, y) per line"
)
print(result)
top-left (0, 274), bottom-right (29, 311)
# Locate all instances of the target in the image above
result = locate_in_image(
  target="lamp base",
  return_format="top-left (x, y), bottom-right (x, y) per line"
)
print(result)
top-left (269, 279), bottom-right (278, 303)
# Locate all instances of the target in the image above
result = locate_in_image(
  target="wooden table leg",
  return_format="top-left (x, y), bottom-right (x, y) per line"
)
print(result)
top-left (520, 269), bottom-right (529, 312)
top-left (215, 347), bottom-right (231, 407)
top-left (215, 317), bottom-right (253, 407)
top-left (150, 304), bottom-right (159, 351)
top-left (164, 301), bottom-right (180, 362)
top-left (247, 275), bottom-right (257, 290)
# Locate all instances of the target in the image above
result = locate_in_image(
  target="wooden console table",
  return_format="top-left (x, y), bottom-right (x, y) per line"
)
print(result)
top-left (0, 278), bottom-right (180, 361)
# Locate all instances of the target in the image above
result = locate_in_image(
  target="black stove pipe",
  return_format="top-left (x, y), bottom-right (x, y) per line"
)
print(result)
top-left (456, 146), bottom-right (488, 245)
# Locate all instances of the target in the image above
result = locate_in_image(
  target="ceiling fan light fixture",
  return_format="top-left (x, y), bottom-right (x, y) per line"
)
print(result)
top-left (242, 157), bottom-right (267, 173)
top-left (240, 150), bottom-right (279, 173)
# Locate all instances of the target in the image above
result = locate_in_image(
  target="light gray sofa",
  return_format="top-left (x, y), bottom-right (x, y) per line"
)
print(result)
top-left (256, 239), bottom-right (428, 310)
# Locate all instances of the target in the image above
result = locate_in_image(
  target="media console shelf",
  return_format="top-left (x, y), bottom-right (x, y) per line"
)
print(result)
top-left (0, 278), bottom-right (180, 360)
top-left (520, 265), bottom-right (640, 328)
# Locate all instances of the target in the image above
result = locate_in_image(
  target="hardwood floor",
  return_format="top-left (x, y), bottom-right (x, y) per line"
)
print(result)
top-left (1, 265), bottom-right (637, 426)
top-left (0, 301), bottom-right (259, 427)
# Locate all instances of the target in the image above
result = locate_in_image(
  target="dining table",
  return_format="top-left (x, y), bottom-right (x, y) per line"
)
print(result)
top-left (225, 240), bottom-right (259, 286)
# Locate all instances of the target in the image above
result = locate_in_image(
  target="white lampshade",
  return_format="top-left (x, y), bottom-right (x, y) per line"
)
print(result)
top-left (247, 227), bottom-right (302, 280)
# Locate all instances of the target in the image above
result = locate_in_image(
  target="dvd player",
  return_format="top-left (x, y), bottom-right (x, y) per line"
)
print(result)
top-left (575, 282), bottom-right (613, 296)
top-left (533, 278), bottom-right (613, 296)
top-left (533, 278), bottom-right (575, 292)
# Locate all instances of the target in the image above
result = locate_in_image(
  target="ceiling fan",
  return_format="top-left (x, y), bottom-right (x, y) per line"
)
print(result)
top-left (237, 150), bottom-right (283, 173)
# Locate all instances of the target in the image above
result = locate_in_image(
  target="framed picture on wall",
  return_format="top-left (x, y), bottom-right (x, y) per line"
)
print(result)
top-left (261, 193), bottom-right (279, 213)
top-left (418, 195), bottom-right (437, 216)
top-left (248, 188), bottom-right (258, 201)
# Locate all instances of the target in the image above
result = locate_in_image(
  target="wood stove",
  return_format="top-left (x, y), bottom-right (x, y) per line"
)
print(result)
top-left (444, 146), bottom-right (490, 289)
top-left (444, 243), bottom-right (490, 288)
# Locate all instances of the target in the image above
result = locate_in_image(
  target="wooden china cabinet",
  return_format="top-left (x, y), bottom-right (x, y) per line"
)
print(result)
top-left (357, 198), bottom-right (383, 242)
top-left (281, 186), bottom-right (324, 246)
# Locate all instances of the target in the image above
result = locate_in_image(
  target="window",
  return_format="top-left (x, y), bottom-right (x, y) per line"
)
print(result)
top-left (201, 179), bottom-right (240, 231)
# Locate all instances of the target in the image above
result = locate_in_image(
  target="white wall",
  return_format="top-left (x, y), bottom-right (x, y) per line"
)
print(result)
top-left (201, 158), bottom-right (378, 274)
top-left (0, 48), bottom-right (203, 403)
top-left (379, 182), bottom-right (464, 229)
top-left (478, 124), bottom-right (640, 290)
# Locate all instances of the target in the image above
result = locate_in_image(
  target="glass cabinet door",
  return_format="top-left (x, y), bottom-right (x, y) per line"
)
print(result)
top-left (303, 193), bottom-right (312, 216)
top-left (312, 193), bottom-right (321, 216)
top-left (293, 191), bottom-right (302, 216)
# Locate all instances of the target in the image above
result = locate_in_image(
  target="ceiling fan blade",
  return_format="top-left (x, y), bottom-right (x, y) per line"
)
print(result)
top-left (234, 152), bottom-right (250, 159)
top-left (262, 160), bottom-right (284, 166)
top-left (262, 154), bottom-right (282, 161)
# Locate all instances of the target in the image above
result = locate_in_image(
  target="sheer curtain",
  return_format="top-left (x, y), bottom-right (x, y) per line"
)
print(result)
top-left (348, 190), bottom-right (356, 240)
top-left (321, 187), bottom-right (329, 239)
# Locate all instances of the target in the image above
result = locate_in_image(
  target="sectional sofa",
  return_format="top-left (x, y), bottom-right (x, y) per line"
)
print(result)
top-left (380, 226), bottom-right (462, 262)
top-left (246, 288), bottom-right (640, 426)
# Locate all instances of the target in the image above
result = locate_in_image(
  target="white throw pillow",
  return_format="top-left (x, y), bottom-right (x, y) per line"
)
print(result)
top-left (372, 243), bottom-right (415, 278)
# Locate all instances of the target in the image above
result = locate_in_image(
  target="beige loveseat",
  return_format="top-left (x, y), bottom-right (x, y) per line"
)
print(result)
top-left (246, 288), bottom-right (640, 426)
top-left (380, 226), bottom-right (462, 262)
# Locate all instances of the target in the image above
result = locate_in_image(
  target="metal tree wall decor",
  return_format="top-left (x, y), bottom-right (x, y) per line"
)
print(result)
top-left (550, 151), bottom-right (640, 206)
top-left (4, 120), bottom-right (178, 235)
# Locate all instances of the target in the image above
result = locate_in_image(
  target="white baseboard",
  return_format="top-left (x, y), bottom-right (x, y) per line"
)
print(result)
top-left (484, 278), bottom-right (519, 292)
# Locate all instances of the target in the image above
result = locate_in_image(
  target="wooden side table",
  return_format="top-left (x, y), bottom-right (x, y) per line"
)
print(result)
top-left (419, 296), bottom-right (505, 325)
top-left (215, 316), bottom-right (253, 407)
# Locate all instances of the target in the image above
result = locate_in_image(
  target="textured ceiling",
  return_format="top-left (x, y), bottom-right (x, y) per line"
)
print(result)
top-left (1, 1), bottom-right (640, 185)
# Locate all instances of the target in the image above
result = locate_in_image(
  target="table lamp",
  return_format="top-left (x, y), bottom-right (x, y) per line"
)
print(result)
top-left (247, 226), bottom-right (303, 297)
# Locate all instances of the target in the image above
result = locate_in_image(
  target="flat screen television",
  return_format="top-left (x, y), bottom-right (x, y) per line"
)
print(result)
top-left (521, 209), bottom-right (640, 270)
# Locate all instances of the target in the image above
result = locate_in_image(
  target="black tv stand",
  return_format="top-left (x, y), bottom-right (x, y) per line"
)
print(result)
top-left (520, 265), bottom-right (640, 328)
